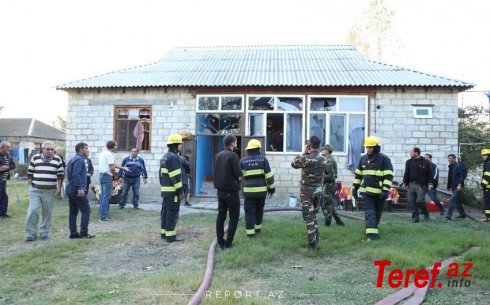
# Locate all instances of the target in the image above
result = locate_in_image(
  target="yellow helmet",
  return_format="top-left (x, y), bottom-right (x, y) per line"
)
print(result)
top-left (246, 139), bottom-right (261, 150)
top-left (166, 134), bottom-right (183, 145)
top-left (364, 136), bottom-right (381, 147)
top-left (481, 148), bottom-right (490, 155)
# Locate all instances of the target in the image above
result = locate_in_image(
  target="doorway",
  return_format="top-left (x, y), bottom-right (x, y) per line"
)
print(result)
top-left (194, 135), bottom-right (242, 197)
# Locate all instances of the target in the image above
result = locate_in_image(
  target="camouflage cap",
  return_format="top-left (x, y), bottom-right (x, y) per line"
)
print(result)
top-left (323, 144), bottom-right (333, 152)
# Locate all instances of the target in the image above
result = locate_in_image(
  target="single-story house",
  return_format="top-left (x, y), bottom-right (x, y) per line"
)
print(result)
top-left (57, 45), bottom-right (473, 202)
top-left (0, 118), bottom-right (66, 165)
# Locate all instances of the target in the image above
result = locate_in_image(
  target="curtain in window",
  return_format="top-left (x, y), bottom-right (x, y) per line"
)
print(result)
top-left (286, 114), bottom-right (302, 152)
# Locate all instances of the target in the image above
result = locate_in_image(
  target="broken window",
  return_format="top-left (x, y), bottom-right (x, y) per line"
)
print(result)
top-left (308, 96), bottom-right (366, 153)
top-left (247, 95), bottom-right (304, 153)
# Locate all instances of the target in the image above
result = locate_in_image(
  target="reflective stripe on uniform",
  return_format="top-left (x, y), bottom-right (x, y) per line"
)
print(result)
top-left (173, 181), bottom-right (182, 189)
top-left (243, 169), bottom-right (265, 176)
top-left (174, 195), bottom-right (178, 203)
top-left (359, 187), bottom-right (382, 194)
top-left (255, 224), bottom-right (262, 229)
top-left (166, 230), bottom-right (176, 237)
top-left (244, 186), bottom-right (268, 193)
top-left (161, 186), bottom-right (176, 192)
top-left (246, 229), bottom-right (255, 235)
top-left (485, 210), bottom-right (490, 214)
top-left (267, 184), bottom-right (276, 189)
top-left (382, 170), bottom-right (394, 176)
top-left (362, 170), bottom-right (383, 176)
top-left (353, 178), bottom-right (361, 184)
top-left (161, 168), bottom-right (169, 174)
top-left (366, 228), bottom-right (379, 234)
top-left (161, 228), bottom-right (166, 234)
top-left (264, 171), bottom-right (274, 179)
top-left (168, 168), bottom-right (181, 178)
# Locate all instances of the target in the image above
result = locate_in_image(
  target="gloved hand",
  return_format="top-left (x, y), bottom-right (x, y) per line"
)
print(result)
top-left (380, 191), bottom-right (388, 201)
top-left (267, 188), bottom-right (275, 198)
top-left (352, 189), bottom-right (359, 201)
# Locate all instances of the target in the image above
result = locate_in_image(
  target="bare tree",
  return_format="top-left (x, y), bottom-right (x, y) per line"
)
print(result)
top-left (346, 0), bottom-right (402, 61)
top-left (53, 115), bottom-right (66, 132)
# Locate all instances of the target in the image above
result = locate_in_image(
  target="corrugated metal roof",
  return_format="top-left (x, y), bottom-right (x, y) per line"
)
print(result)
top-left (57, 45), bottom-right (474, 89)
top-left (0, 118), bottom-right (65, 141)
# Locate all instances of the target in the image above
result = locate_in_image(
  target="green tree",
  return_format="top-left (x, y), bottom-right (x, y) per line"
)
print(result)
top-left (52, 115), bottom-right (66, 132)
top-left (458, 105), bottom-right (490, 171)
top-left (346, 0), bottom-right (401, 61)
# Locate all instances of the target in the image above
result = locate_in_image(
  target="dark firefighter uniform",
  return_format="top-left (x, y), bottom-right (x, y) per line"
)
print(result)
top-left (352, 136), bottom-right (393, 240)
top-left (159, 134), bottom-right (184, 242)
top-left (292, 148), bottom-right (326, 248)
top-left (481, 148), bottom-right (490, 222)
top-left (240, 139), bottom-right (275, 237)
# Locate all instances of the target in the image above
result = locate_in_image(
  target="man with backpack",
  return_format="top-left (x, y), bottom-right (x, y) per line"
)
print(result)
top-left (402, 147), bottom-right (434, 223)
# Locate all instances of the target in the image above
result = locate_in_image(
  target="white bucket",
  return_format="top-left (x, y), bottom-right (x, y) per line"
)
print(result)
top-left (288, 196), bottom-right (298, 207)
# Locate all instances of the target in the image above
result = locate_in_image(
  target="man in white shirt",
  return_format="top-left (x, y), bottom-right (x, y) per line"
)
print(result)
top-left (98, 141), bottom-right (127, 221)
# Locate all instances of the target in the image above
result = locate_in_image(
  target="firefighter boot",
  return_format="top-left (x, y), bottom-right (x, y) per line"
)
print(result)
top-left (166, 235), bottom-right (184, 243)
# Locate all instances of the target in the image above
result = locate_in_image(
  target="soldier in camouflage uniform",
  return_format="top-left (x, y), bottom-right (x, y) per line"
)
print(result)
top-left (291, 136), bottom-right (325, 249)
top-left (321, 145), bottom-right (345, 226)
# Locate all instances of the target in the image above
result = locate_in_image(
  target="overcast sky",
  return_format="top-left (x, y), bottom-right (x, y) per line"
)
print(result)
top-left (1, 0), bottom-right (489, 125)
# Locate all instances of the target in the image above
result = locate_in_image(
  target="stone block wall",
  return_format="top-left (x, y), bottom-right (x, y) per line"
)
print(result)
top-left (66, 87), bottom-right (195, 203)
top-left (66, 86), bottom-right (460, 202)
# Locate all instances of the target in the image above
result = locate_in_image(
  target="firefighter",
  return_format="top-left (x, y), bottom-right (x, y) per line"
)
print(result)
top-left (481, 148), bottom-right (490, 222)
top-left (291, 136), bottom-right (325, 249)
top-left (159, 134), bottom-right (185, 242)
top-left (240, 139), bottom-right (275, 238)
top-left (352, 136), bottom-right (393, 241)
top-left (320, 144), bottom-right (344, 226)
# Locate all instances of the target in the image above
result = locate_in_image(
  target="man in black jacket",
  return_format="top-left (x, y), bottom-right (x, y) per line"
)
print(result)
top-left (213, 135), bottom-right (243, 249)
top-left (0, 142), bottom-right (16, 218)
top-left (402, 147), bottom-right (434, 223)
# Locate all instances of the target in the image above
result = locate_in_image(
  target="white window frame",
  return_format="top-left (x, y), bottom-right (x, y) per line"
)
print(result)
top-left (307, 95), bottom-right (368, 155)
top-left (413, 106), bottom-right (433, 119)
top-left (246, 94), bottom-right (305, 154)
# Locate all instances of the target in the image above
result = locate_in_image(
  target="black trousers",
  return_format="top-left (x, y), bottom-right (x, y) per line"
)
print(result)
top-left (484, 190), bottom-right (490, 218)
top-left (0, 181), bottom-right (8, 215)
top-left (68, 193), bottom-right (91, 236)
top-left (244, 197), bottom-right (265, 235)
top-left (216, 190), bottom-right (240, 247)
top-left (161, 195), bottom-right (181, 238)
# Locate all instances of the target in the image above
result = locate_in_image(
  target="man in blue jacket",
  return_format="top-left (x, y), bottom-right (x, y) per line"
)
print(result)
top-left (118, 148), bottom-right (148, 209)
top-left (66, 142), bottom-right (95, 239)
top-left (445, 154), bottom-right (467, 220)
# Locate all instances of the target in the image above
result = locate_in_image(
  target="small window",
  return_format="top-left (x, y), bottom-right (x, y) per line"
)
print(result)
top-left (413, 106), bottom-right (433, 119)
top-left (114, 106), bottom-right (151, 151)
top-left (197, 95), bottom-right (243, 112)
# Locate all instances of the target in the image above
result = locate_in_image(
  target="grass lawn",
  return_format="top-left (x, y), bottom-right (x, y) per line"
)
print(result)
top-left (1, 180), bottom-right (490, 305)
